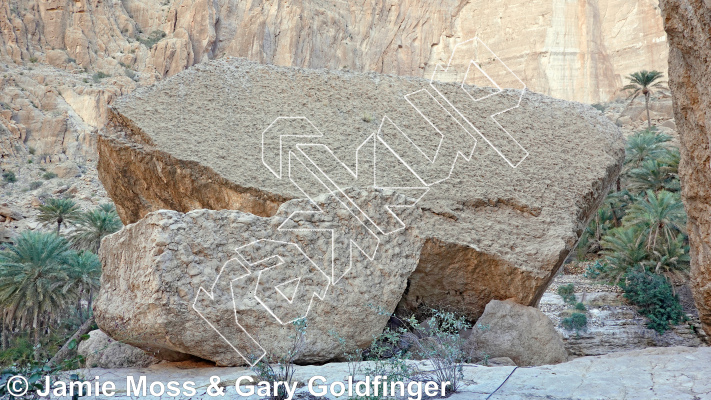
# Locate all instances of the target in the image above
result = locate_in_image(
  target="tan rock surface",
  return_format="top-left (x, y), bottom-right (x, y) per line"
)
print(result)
top-left (98, 58), bottom-right (624, 321)
top-left (0, 0), bottom-right (668, 174)
top-left (466, 299), bottom-right (568, 366)
top-left (65, 347), bottom-right (711, 399)
top-left (659, 0), bottom-right (711, 337)
top-left (95, 189), bottom-right (423, 365)
top-left (78, 329), bottom-right (160, 368)
top-left (1, 0), bottom-right (667, 103)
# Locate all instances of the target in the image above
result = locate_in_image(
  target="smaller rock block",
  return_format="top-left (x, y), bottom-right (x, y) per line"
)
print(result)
top-left (467, 299), bottom-right (568, 366)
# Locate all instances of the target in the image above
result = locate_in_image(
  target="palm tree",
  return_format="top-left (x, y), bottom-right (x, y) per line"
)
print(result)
top-left (0, 231), bottom-right (71, 359)
top-left (71, 205), bottom-right (123, 253)
top-left (63, 251), bottom-right (101, 323)
top-left (600, 226), bottom-right (649, 283)
top-left (36, 198), bottom-right (81, 234)
top-left (622, 190), bottom-right (686, 251)
top-left (627, 159), bottom-right (679, 194)
top-left (624, 128), bottom-right (671, 171)
top-left (98, 203), bottom-right (117, 213)
top-left (648, 233), bottom-right (690, 282)
top-left (623, 70), bottom-right (667, 128)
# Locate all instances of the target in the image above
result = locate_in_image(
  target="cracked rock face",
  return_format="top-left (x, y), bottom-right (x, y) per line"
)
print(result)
top-left (97, 58), bottom-right (623, 344)
top-left (660, 0), bottom-right (711, 337)
top-left (96, 189), bottom-right (423, 365)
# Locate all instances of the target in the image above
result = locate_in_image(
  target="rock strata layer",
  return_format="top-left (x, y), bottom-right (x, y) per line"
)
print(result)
top-left (659, 0), bottom-right (711, 337)
top-left (98, 58), bottom-right (624, 325)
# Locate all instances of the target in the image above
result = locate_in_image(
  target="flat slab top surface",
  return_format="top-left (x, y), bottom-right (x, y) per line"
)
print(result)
top-left (112, 58), bottom-right (623, 262)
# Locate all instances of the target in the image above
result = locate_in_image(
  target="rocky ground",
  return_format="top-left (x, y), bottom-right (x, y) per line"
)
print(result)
top-left (541, 264), bottom-right (708, 358)
top-left (60, 346), bottom-right (711, 399)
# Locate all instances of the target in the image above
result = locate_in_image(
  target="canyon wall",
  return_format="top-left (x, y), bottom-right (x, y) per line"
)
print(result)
top-left (659, 0), bottom-right (711, 337)
top-left (0, 0), bottom-right (667, 161)
top-left (1, 0), bottom-right (667, 101)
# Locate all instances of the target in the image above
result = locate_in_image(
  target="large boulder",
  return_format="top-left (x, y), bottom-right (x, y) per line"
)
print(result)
top-left (98, 57), bottom-right (624, 324)
top-left (78, 330), bottom-right (159, 368)
top-left (659, 0), bottom-right (711, 337)
top-left (466, 299), bottom-right (568, 366)
top-left (95, 189), bottom-right (423, 366)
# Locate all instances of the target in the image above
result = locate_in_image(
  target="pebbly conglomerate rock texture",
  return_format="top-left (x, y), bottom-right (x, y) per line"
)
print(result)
top-left (660, 0), bottom-right (711, 337)
top-left (97, 58), bottom-right (624, 333)
top-left (96, 189), bottom-right (423, 365)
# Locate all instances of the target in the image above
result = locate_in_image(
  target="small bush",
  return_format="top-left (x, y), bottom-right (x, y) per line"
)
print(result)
top-left (28, 181), bottom-right (42, 190)
top-left (2, 171), bottom-right (16, 183)
top-left (592, 103), bottom-right (606, 112)
top-left (28, 146), bottom-right (36, 155)
top-left (557, 283), bottom-right (576, 305)
top-left (575, 302), bottom-right (587, 311)
top-left (584, 260), bottom-right (607, 279)
top-left (42, 171), bottom-right (58, 180)
top-left (137, 30), bottom-right (167, 49)
top-left (29, 56), bottom-right (38, 63)
top-left (362, 112), bottom-right (374, 123)
top-left (92, 72), bottom-right (110, 83)
top-left (249, 319), bottom-right (306, 400)
top-left (124, 68), bottom-right (136, 80)
top-left (621, 271), bottom-right (686, 333)
top-left (561, 313), bottom-right (588, 332)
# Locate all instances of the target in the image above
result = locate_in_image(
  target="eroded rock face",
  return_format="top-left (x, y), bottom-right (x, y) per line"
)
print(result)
top-left (98, 58), bottom-right (624, 322)
top-left (0, 0), bottom-right (668, 103)
top-left (95, 189), bottom-right (423, 366)
top-left (466, 299), bottom-right (568, 366)
top-left (659, 0), bottom-right (711, 337)
top-left (0, 0), bottom-right (667, 166)
top-left (78, 330), bottom-right (159, 369)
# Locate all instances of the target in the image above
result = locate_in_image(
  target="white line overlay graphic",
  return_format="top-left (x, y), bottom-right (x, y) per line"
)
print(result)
top-left (193, 37), bottom-right (528, 366)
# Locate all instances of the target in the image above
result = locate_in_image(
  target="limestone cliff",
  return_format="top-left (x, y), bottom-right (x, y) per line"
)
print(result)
top-left (659, 0), bottom-right (711, 337)
top-left (1, 0), bottom-right (666, 101)
top-left (0, 0), bottom-right (667, 163)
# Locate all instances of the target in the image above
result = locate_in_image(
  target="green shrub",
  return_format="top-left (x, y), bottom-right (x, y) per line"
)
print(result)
top-left (621, 271), bottom-right (686, 333)
top-left (592, 103), bottom-right (606, 112)
top-left (584, 260), bottom-right (607, 279)
top-left (92, 71), bottom-right (110, 83)
top-left (137, 30), bottom-right (167, 49)
top-left (575, 302), bottom-right (586, 311)
top-left (28, 146), bottom-right (36, 155)
top-left (557, 284), bottom-right (576, 305)
top-left (29, 56), bottom-right (38, 63)
top-left (28, 181), bottom-right (42, 190)
top-left (42, 171), bottom-right (58, 180)
top-left (1, 171), bottom-right (16, 183)
top-left (124, 67), bottom-right (136, 80)
top-left (561, 313), bottom-right (587, 332)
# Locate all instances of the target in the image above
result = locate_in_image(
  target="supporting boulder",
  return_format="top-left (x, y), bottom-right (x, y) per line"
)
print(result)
top-left (466, 299), bottom-right (568, 366)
